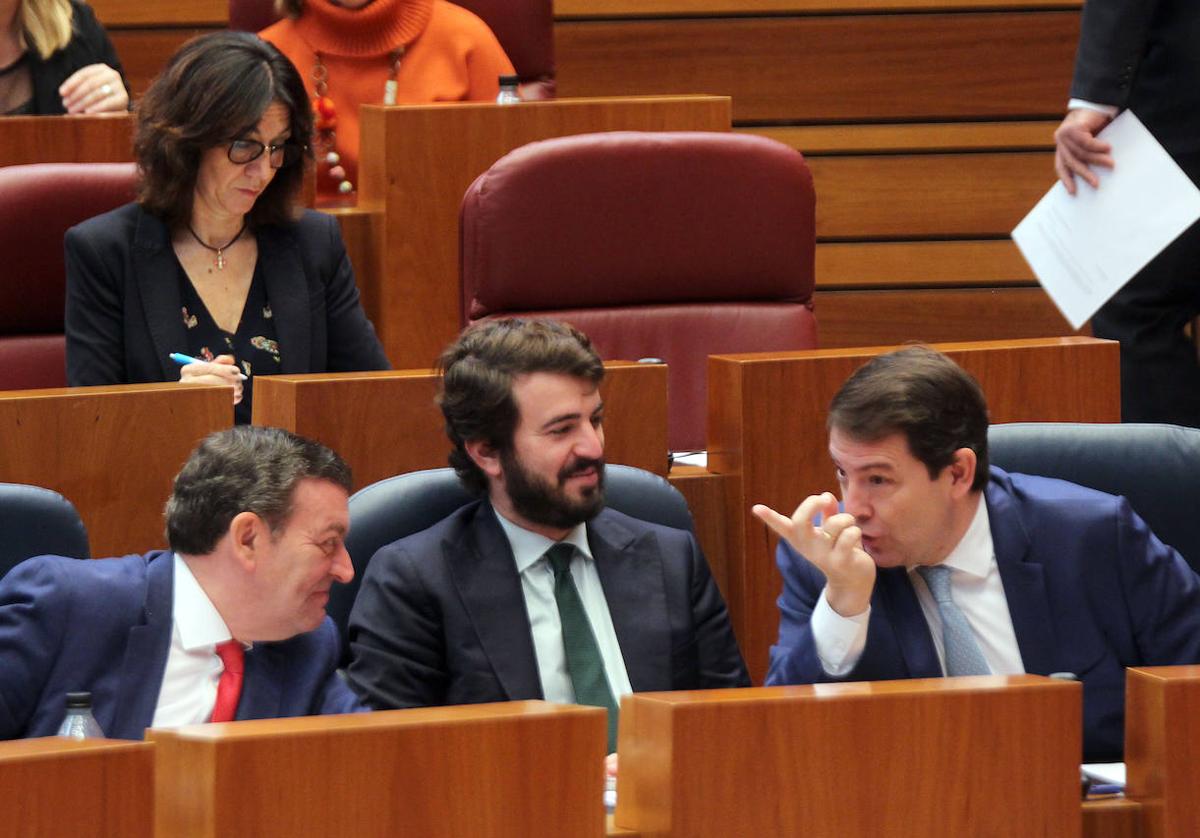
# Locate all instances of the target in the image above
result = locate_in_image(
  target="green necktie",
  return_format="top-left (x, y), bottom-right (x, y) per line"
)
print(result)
top-left (545, 542), bottom-right (619, 752)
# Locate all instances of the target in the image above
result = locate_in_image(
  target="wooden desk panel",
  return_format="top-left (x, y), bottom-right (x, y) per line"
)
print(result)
top-left (556, 13), bottom-right (1079, 123)
top-left (617, 677), bottom-right (1081, 837)
top-left (557, 0), bottom-right (1082, 14)
top-left (0, 115), bottom-right (133, 166)
top-left (355, 96), bottom-right (730, 368)
top-left (707, 337), bottom-right (1120, 681)
top-left (0, 384), bottom-right (231, 557)
top-left (150, 701), bottom-right (607, 838)
top-left (0, 738), bottom-right (153, 838)
top-left (1125, 665), bottom-right (1200, 838)
top-left (252, 362), bottom-right (670, 490)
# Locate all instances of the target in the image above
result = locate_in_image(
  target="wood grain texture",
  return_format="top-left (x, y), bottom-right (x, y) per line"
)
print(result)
top-left (90, 0), bottom-right (226, 26)
top-left (149, 701), bottom-right (608, 838)
top-left (813, 287), bottom-right (1081, 348)
top-left (109, 29), bottom-right (219, 98)
top-left (1081, 799), bottom-right (1142, 838)
top-left (616, 677), bottom-right (1082, 837)
top-left (0, 115), bottom-right (133, 166)
top-left (707, 337), bottom-right (1120, 682)
top-left (556, 0), bottom-right (1082, 16)
top-left (356, 96), bottom-right (730, 367)
top-left (251, 363), bottom-right (670, 490)
top-left (0, 384), bottom-right (231, 558)
top-left (1125, 666), bottom-right (1200, 838)
top-left (741, 120), bottom-right (1057, 154)
top-left (666, 467), bottom-right (735, 606)
top-left (0, 738), bottom-right (153, 838)
top-left (555, 13), bottom-right (1080, 123)
top-left (816, 241), bottom-right (1036, 289)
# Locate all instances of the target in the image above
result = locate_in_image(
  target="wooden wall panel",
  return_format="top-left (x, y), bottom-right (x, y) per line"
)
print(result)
top-left (557, 0), bottom-right (1082, 15)
top-left (0, 115), bottom-right (133, 166)
top-left (109, 29), bottom-right (218, 98)
top-left (816, 240), bottom-right (1036, 289)
top-left (556, 13), bottom-right (1080, 123)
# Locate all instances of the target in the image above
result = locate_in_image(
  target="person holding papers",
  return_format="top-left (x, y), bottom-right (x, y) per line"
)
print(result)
top-left (0, 426), bottom-right (366, 740)
top-left (1054, 0), bottom-right (1200, 426)
top-left (758, 346), bottom-right (1200, 761)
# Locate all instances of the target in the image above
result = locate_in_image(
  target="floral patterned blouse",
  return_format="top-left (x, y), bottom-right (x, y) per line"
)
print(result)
top-left (178, 261), bottom-right (281, 424)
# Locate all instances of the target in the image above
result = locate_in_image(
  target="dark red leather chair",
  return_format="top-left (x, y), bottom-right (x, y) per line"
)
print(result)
top-left (229, 0), bottom-right (555, 98)
top-left (459, 131), bottom-right (818, 453)
top-left (0, 163), bottom-right (137, 391)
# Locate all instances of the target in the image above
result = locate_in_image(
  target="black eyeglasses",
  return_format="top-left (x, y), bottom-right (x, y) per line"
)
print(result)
top-left (226, 139), bottom-right (304, 169)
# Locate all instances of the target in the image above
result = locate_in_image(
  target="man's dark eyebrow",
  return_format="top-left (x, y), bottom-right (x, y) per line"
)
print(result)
top-left (540, 412), bottom-right (582, 431)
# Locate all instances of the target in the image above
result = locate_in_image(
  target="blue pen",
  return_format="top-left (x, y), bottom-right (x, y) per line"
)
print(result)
top-left (169, 352), bottom-right (248, 381)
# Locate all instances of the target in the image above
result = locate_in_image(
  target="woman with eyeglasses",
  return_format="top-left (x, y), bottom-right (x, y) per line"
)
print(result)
top-left (64, 31), bottom-right (389, 422)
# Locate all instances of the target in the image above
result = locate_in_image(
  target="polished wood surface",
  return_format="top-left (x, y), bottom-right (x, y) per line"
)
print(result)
top-left (149, 701), bottom-right (608, 838)
top-left (1125, 666), bottom-right (1200, 838)
top-left (252, 362), bottom-right (670, 490)
top-left (0, 115), bottom-right (133, 166)
top-left (556, 13), bottom-right (1078, 123)
top-left (706, 337), bottom-right (1120, 681)
top-left (816, 240), bottom-right (1036, 289)
top-left (0, 384), bottom-right (231, 557)
top-left (0, 737), bottom-right (153, 838)
top-left (556, 0), bottom-right (1080, 14)
top-left (814, 288), bottom-right (1081, 348)
top-left (91, 0), bottom-right (225, 25)
top-left (616, 677), bottom-right (1081, 837)
top-left (355, 96), bottom-right (730, 368)
top-left (742, 120), bottom-right (1056, 154)
top-left (109, 30), bottom-right (218, 98)
top-left (1083, 799), bottom-right (1143, 838)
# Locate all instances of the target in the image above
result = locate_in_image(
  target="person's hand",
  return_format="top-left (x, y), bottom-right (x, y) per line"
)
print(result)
top-left (1054, 108), bottom-right (1115, 195)
top-left (178, 354), bottom-right (244, 405)
top-left (752, 493), bottom-right (876, 617)
top-left (605, 752), bottom-right (618, 780)
top-left (58, 64), bottom-right (129, 114)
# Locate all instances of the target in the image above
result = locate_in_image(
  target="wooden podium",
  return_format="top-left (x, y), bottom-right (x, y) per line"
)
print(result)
top-left (0, 737), bottom-right (152, 838)
top-left (149, 701), bottom-right (608, 838)
top-left (1125, 665), bottom-right (1200, 838)
top-left (615, 676), bottom-right (1082, 837)
top-left (0, 383), bottom-right (231, 557)
top-left (343, 95), bottom-right (731, 368)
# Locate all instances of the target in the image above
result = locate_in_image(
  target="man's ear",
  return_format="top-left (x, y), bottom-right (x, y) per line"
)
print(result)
top-left (465, 438), bottom-right (504, 480)
top-left (947, 447), bottom-right (978, 496)
top-left (228, 511), bottom-right (265, 572)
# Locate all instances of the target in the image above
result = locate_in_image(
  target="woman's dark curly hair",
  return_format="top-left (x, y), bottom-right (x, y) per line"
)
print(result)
top-left (134, 31), bottom-right (313, 228)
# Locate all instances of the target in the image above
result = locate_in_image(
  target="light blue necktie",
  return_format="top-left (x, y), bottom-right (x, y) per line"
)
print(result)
top-left (917, 565), bottom-right (991, 677)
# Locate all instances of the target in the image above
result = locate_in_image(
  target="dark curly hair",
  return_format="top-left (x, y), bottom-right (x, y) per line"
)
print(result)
top-left (437, 319), bottom-right (605, 495)
top-left (134, 31), bottom-right (313, 228)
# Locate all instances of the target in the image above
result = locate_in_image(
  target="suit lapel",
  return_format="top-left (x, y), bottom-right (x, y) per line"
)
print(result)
top-left (256, 225), bottom-right (310, 374)
top-left (110, 552), bottom-right (174, 739)
top-left (449, 505), bottom-right (543, 700)
top-left (131, 210), bottom-right (189, 381)
top-left (987, 477), bottom-right (1059, 675)
top-left (875, 567), bottom-right (942, 678)
top-left (590, 511), bottom-right (671, 692)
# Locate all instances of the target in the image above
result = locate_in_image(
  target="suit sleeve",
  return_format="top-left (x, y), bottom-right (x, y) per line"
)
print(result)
top-left (1070, 0), bottom-right (1162, 106)
top-left (765, 541), bottom-right (841, 685)
top-left (309, 620), bottom-right (369, 715)
top-left (0, 559), bottom-right (71, 739)
top-left (318, 215), bottom-right (391, 372)
top-left (686, 533), bottom-right (751, 688)
top-left (345, 543), bottom-right (448, 709)
top-left (64, 223), bottom-right (128, 385)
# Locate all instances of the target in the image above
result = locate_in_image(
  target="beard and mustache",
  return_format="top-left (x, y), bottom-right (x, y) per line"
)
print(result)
top-left (500, 447), bottom-right (606, 530)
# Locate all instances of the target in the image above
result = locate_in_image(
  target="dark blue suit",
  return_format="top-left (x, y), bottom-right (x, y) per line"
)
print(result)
top-left (346, 502), bottom-right (750, 709)
top-left (765, 468), bottom-right (1200, 761)
top-left (0, 551), bottom-right (364, 740)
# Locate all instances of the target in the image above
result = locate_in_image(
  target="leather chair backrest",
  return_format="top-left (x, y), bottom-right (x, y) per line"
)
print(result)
top-left (329, 463), bottom-right (693, 660)
top-left (460, 131), bottom-right (817, 451)
top-left (228, 0), bottom-right (554, 96)
top-left (0, 162), bottom-right (137, 390)
top-left (0, 482), bottom-right (90, 579)
top-left (988, 422), bottom-right (1200, 573)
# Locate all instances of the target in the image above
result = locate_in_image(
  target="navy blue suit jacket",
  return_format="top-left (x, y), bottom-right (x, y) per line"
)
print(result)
top-left (0, 551), bottom-right (364, 740)
top-left (346, 502), bottom-right (750, 709)
top-left (765, 468), bottom-right (1200, 761)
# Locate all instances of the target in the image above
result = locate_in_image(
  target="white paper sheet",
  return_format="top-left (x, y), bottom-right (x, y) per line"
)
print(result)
top-left (1012, 111), bottom-right (1200, 329)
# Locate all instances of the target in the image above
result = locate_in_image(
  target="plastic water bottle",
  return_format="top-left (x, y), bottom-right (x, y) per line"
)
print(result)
top-left (496, 75), bottom-right (521, 105)
top-left (57, 691), bottom-right (105, 739)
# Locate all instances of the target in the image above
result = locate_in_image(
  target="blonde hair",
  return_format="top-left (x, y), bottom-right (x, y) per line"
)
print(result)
top-left (274, 0), bottom-right (303, 18)
top-left (20, 0), bottom-right (75, 60)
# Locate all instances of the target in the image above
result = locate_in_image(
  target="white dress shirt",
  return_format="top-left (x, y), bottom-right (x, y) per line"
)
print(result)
top-left (494, 510), bottom-right (633, 705)
top-left (150, 554), bottom-right (250, 728)
top-left (812, 495), bottom-right (1026, 677)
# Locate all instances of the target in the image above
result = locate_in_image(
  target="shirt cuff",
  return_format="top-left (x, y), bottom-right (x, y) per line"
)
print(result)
top-left (1068, 99), bottom-right (1119, 117)
top-left (811, 588), bottom-right (870, 677)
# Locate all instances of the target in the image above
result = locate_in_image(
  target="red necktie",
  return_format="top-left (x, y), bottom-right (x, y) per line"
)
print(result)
top-left (210, 640), bottom-right (245, 723)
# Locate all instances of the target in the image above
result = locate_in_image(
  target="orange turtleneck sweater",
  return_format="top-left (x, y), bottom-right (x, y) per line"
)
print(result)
top-left (260, 0), bottom-right (514, 201)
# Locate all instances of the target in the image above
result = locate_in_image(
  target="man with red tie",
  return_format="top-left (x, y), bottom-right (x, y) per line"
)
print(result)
top-left (0, 426), bottom-right (365, 740)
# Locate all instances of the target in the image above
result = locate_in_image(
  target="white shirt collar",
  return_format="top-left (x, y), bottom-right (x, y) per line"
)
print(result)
top-left (927, 492), bottom-right (993, 579)
top-left (492, 507), bottom-right (592, 574)
top-left (172, 553), bottom-right (243, 652)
